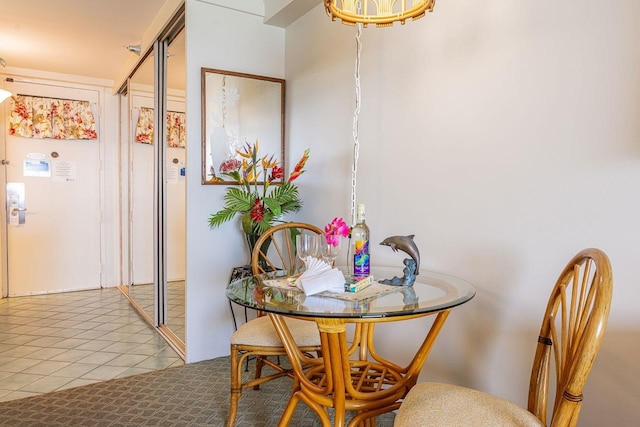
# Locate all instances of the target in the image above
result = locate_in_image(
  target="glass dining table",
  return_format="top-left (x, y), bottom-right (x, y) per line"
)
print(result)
top-left (225, 266), bottom-right (476, 427)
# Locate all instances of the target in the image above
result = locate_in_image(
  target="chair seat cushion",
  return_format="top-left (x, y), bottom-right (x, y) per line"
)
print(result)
top-left (231, 315), bottom-right (320, 347)
top-left (394, 382), bottom-right (544, 427)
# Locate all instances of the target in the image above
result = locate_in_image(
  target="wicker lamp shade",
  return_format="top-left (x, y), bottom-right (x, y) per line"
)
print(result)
top-left (324, 0), bottom-right (436, 27)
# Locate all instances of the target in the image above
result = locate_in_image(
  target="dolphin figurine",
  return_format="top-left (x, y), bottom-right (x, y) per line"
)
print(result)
top-left (380, 235), bottom-right (420, 273)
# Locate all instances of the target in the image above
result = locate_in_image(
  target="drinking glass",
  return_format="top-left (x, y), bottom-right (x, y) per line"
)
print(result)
top-left (320, 233), bottom-right (341, 267)
top-left (296, 233), bottom-right (319, 267)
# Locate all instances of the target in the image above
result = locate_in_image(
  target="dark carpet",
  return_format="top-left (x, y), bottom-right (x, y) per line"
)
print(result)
top-left (0, 356), bottom-right (396, 426)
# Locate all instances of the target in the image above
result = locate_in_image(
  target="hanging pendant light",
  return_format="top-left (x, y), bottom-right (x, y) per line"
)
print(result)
top-left (325, 0), bottom-right (436, 28)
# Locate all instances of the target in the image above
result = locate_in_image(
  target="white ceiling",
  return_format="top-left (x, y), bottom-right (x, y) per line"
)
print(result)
top-left (0, 0), bottom-right (318, 89)
top-left (0, 0), bottom-right (168, 85)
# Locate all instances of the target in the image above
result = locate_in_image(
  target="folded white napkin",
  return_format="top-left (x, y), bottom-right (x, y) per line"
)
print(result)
top-left (297, 256), bottom-right (346, 296)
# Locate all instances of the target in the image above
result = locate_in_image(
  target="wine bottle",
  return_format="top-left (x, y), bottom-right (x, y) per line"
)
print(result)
top-left (351, 204), bottom-right (370, 276)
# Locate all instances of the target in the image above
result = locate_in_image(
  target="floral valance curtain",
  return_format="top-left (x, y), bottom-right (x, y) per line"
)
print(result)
top-left (135, 107), bottom-right (154, 144)
top-left (135, 107), bottom-right (186, 148)
top-left (9, 95), bottom-right (98, 140)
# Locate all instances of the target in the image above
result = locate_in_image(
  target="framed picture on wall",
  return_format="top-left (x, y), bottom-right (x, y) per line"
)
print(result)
top-left (201, 68), bottom-right (285, 185)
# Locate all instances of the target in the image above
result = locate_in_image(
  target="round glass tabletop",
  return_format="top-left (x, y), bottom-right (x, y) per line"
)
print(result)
top-left (225, 266), bottom-right (476, 319)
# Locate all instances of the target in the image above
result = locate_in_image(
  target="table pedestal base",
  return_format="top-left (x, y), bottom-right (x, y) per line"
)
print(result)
top-left (269, 311), bottom-right (450, 427)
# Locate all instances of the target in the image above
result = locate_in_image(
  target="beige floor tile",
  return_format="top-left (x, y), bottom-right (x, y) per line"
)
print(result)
top-left (55, 378), bottom-right (100, 391)
top-left (27, 347), bottom-right (68, 360)
top-left (49, 363), bottom-right (99, 378)
top-left (134, 356), bottom-right (180, 370)
top-left (20, 375), bottom-right (74, 393)
top-left (1, 372), bottom-right (44, 390)
top-left (0, 390), bottom-right (40, 402)
top-left (2, 358), bottom-right (42, 373)
top-left (81, 364), bottom-right (130, 381)
top-left (0, 287), bottom-right (184, 403)
top-left (105, 353), bottom-right (149, 367)
top-left (50, 349), bottom-right (96, 363)
top-left (21, 360), bottom-right (71, 375)
top-left (76, 351), bottom-right (119, 365)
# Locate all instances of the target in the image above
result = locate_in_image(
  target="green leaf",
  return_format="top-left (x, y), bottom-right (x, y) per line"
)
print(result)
top-left (268, 182), bottom-right (302, 215)
top-left (256, 212), bottom-right (276, 234)
top-left (208, 187), bottom-right (256, 229)
top-left (208, 208), bottom-right (238, 229)
top-left (263, 197), bottom-right (282, 217)
top-left (224, 188), bottom-right (254, 210)
top-left (208, 174), bottom-right (304, 233)
top-left (241, 211), bottom-right (255, 234)
top-left (222, 170), bottom-right (241, 182)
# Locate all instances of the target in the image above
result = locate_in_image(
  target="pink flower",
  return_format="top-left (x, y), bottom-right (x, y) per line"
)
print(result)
top-left (324, 217), bottom-right (350, 246)
top-left (326, 234), bottom-right (341, 246)
top-left (220, 158), bottom-right (242, 173)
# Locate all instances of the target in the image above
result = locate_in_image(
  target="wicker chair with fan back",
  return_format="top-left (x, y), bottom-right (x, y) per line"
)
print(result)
top-left (227, 222), bottom-right (323, 427)
top-left (394, 248), bottom-right (613, 427)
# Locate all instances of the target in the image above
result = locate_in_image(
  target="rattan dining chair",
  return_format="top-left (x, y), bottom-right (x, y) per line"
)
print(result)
top-left (394, 248), bottom-right (613, 427)
top-left (227, 222), bottom-right (323, 427)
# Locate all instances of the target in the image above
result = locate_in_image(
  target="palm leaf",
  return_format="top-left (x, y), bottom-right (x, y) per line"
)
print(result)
top-left (208, 188), bottom-right (255, 229)
top-left (268, 182), bottom-right (302, 213)
top-left (208, 208), bottom-right (238, 229)
top-left (224, 188), bottom-right (255, 211)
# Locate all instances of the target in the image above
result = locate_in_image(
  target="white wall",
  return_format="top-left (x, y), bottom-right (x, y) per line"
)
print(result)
top-left (283, 1), bottom-right (640, 425)
top-left (184, 0), bottom-right (285, 362)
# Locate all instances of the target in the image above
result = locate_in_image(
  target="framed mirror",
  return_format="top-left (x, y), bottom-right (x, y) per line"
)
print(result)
top-left (201, 68), bottom-right (285, 185)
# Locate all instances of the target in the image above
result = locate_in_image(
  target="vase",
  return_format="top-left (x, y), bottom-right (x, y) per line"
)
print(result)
top-left (244, 232), bottom-right (272, 271)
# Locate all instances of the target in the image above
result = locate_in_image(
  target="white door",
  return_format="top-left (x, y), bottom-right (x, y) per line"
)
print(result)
top-left (3, 80), bottom-right (102, 296)
top-left (166, 97), bottom-right (186, 282)
top-left (129, 91), bottom-right (155, 286)
top-left (129, 92), bottom-right (185, 285)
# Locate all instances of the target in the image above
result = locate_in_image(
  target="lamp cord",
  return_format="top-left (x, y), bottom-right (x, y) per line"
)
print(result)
top-left (350, 22), bottom-right (362, 226)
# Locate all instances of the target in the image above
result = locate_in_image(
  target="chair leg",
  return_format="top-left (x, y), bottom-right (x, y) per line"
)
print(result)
top-left (278, 389), bottom-right (303, 427)
top-left (228, 345), bottom-right (242, 427)
top-left (227, 392), bottom-right (240, 427)
top-left (253, 355), bottom-right (265, 390)
top-left (291, 389), bottom-right (331, 427)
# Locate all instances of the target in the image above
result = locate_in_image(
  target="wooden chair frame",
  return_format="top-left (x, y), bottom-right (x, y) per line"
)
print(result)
top-left (527, 248), bottom-right (612, 426)
top-left (227, 222), bottom-right (323, 427)
top-left (394, 247), bottom-right (613, 427)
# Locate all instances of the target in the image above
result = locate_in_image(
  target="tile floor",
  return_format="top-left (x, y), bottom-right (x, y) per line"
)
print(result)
top-left (127, 280), bottom-right (185, 343)
top-left (0, 287), bottom-right (184, 402)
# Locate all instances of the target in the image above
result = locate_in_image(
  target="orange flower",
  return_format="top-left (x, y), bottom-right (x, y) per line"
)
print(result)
top-left (289, 148), bottom-right (310, 182)
top-left (261, 154), bottom-right (278, 170)
top-left (236, 140), bottom-right (258, 158)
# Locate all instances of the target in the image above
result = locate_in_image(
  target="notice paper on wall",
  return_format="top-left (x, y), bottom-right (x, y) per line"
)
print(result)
top-left (23, 159), bottom-right (51, 177)
top-left (52, 160), bottom-right (77, 182)
top-left (167, 163), bottom-right (185, 182)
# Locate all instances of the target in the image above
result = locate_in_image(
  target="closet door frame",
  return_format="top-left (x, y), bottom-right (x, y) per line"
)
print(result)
top-left (118, 5), bottom-right (185, 358)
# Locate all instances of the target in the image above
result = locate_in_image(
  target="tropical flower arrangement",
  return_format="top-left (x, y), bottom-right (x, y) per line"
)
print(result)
top-left (324, 217), bottom-right (350, 246)
top-left (208, 141), bottom-right (310, 235)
